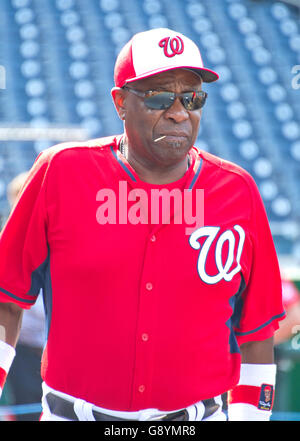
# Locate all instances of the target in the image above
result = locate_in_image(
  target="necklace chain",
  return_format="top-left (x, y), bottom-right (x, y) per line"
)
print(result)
top-left (119, 138), bottom-right (127, 159)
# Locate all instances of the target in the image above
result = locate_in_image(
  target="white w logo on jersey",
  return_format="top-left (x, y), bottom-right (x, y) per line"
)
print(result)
top-left (189, 225), bottom-right (245, 285)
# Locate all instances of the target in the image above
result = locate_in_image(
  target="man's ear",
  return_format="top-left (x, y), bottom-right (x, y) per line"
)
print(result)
top-left (111, 87), bottom-right (126, 121)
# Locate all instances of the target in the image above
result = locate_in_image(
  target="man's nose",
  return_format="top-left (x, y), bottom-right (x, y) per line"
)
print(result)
top-left (163, 98), bottom-right (189, 123)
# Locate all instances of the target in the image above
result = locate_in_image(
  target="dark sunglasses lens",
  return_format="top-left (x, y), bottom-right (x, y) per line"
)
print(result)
top-left (183, 92), bottom-right (207, 110)
top-left (144, 92), bottom-right (174, 109)
top-left (144, 91), bottom-right (207, 110)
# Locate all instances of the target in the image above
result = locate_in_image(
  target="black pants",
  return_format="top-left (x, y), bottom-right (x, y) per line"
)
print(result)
top-left (7, 343), bottom-right (43, 421)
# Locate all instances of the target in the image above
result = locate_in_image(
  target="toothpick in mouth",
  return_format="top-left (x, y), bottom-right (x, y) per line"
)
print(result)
top-left (154, 136), bottom-right (166, 142)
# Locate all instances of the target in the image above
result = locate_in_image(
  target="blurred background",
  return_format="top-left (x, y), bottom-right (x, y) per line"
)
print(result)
top-left (0, 0), bottom-right (300, 421)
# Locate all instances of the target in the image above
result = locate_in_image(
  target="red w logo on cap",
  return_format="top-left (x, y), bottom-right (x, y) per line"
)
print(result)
top-left (159, 36), bottom-right (184, 58)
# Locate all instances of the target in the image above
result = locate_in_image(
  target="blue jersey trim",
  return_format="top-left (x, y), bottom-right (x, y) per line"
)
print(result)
top-left (188, 158), bottom-right (203, 191)
top-left (226, 274), bottom-right (246, 353)
top-left (0, 286), bottom-right (37, 304)
top-left (110, 146), bottom-right (137, 182)
top-left (235, 311), bottom-right (286, 336)
top-left (42, 248), bottom-right (52, 340)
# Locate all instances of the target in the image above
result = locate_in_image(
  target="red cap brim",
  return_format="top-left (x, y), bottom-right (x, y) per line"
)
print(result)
top-left (124, 65), bottom-right (219, 86)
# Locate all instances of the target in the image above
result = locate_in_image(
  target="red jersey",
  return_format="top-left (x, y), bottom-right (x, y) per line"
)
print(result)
top-left (0, 135), bottom-right (285, 411)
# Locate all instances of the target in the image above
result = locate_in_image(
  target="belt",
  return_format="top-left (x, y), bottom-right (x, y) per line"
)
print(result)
top-left (45, 393), bottom-right (220, 421)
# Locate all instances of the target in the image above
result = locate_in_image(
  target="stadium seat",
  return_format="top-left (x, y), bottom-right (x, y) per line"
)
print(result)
top-left (193, 17), bottom-right (212, 34)
top-left (274, 103), bottom-right (294, 122)
top-left (271, 2), bottom-right (290, 20)
top-left (244, 33), bottom-right (263, 51)
top-left (104, 12), bottom-right (123, 29)
top-left (55, 0), bottom-right (75, 10)
top-left (21, 59), bottom-right (42, 78)
top-left (99, 0), bottom-right (119, 13)
top-left (143, 0), bottom-right (161, 15)
top-left (226, 101), bottom-right (247, 120)
top-left (289, 34), bottom-right (300, 53)
top-left (148, 15), bottom-right (168, 29)
top-left (228, 3), bottom-right (247, 20)
top-left (279, 18), bottom-right (298, 36)
top-left (11, 0), bottom-right (31, 7)
top-left (237, 17), bottom-right (257, 34)
top-left (271, 196), bottom-right (292, 217)
top-left (267, 84), bottom-right (287, 102)
top-left (281, 121), bottom-right (300, 141)
top-left (253, 157), bottom-right (273, 179)
top-left (290, 141), bottom-right (300, 161)
top-left (232, 119), bottom-right (253, 140)
top-left (219, 83), bottom-right (240, 102)
top-left (239, 140), bottom-right (260, 160)
top-left (258, 66), bottom-right (278, 85)
top-left (259, 179), bottom-right (278, 201)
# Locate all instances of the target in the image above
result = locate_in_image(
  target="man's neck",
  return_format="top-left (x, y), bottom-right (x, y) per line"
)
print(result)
top-left (119, 139), bottom-right (190, 184)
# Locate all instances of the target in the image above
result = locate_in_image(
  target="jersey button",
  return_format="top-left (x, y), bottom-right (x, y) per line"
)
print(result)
top-left (142, 333), bottom-right (149, 342)
top-left (146, 282), bottom-right (153, 291)
top-left (150, 235), bottom-right (156, 242)
top-left (138, 385), bottom-right (145, 393)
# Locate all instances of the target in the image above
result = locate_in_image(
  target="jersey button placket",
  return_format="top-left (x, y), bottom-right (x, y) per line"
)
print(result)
top-left (145, 282), bottom-right (153, 291)
top-left (138, 384), bottom-right (145, 394)
top-left (150, 234), bottom-right (156, 243)
top-left (141, 333), bottom-right (149, 342)
top-left (145, 235), bottom-right (156, 292)
top-left (131, 233), bottom-right (159, 409)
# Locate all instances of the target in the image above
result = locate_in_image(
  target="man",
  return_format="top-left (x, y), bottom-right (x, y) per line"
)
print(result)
top-left (0, 28), bottom-right (285, 421)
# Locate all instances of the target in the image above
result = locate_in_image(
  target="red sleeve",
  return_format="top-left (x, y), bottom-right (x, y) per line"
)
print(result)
top-left (233, 173), bottom-right (285, 345)
top-left (0, 151), bottom-right (50, 309)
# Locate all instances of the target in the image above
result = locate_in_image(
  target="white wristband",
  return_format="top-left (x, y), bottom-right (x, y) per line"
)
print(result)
top-left (239, 363), bottom-right (277, 386)
top-left (0, 340), bottom-right (16, 396)
top-left (228, 363), bottom-right (277, 421)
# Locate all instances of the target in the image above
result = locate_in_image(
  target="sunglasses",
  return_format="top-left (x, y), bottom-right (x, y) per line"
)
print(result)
top-left (122, 86), bottom-right (207, 111)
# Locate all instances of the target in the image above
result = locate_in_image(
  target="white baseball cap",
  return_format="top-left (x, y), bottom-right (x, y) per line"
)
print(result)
top-left (114, 28), bottom-right (219, 87)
